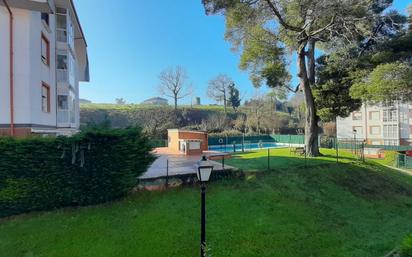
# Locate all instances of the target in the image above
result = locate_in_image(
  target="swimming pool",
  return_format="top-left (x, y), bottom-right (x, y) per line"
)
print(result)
top-left (208, 142), bottom-right (283, 152)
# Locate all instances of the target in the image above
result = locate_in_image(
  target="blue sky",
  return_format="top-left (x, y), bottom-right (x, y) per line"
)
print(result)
top-left (76, 0), bottom-right (411, 105)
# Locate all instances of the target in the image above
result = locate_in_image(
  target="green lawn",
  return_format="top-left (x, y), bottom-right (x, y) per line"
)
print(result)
top-left (1, 148), bottom-right (412, 257)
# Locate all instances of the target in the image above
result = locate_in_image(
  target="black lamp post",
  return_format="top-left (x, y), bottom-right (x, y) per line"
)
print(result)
top-left (353, 129), bottom-right (357, 155)
top-left (197, 156), bottom-right (214, 257)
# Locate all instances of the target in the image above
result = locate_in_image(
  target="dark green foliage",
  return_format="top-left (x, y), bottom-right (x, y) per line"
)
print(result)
top-left (314, 52), bottom-right (363, 122)
top-left (0, 128), bottom-right (155, 217)
top-left (401, 235), bottom-right (412, 257)
top-left (228, 83), bottom-right (241, 110)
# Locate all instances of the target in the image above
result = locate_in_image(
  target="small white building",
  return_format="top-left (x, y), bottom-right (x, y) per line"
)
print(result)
top-left (337, 102), bottom-right (412, 146)
top-left (0, 0), bottom-right (89, 137)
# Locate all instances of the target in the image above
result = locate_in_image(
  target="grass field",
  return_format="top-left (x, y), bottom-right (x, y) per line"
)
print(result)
top-left (1, 148), bottom-right (412, 257)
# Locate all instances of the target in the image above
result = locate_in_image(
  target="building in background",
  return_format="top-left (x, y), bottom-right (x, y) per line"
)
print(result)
top-left (0, 0), bottom-right (89, 136)
top-left (167, 129), bottom-right (208, 155)
top-left (142, 97), bottom-right (168, 105)
top-left (194, 97), bottom-right (201, 106)
top-left (337, 102), bottom-right (412, 146)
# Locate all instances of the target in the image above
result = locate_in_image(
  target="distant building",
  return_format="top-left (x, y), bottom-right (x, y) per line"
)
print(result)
top-left (337, 102), bottom-right (412, 146)
top-left (194, 97), bottom-right (201, 106)
top-left (142, 97), bottom-right (168, 105)
top-left (167, 129), bottom-right (208, 155)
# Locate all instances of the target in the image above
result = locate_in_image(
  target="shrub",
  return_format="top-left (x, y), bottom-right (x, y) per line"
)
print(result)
top-left (401, 234), bottom-right (412, 257)
top-left (0, 128), bottom-right (155, 217)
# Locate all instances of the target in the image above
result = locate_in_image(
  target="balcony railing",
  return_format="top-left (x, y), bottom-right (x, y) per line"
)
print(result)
top-left (56, 29), bottom-right (67, 43)
top-left (70, 110), bottom-right (75, 123)
top-left (58, 110), bottom-right (76, 125)
top-left (57, 69), bottom-right (68, 83)
top-left (57, 110), bottom-right (69, 124)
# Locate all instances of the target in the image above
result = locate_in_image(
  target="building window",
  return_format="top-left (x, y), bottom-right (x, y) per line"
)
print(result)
top-left (369, 111), bottom-right (380, 121)
top-left (58, 95), bottom-right (68, 110)
top-left (41, 34), bottom-right (50, 65)
top-left (383, 109), bottom-right (397, 122)
top-left (369, 126), bottom-right (381, 135)
top-left (41, 13), bottom-right (49, 26)
top-left (41, 83), bottom-right (50, 113)
top-left (352, 126), bottom-right (363, 137)
top-left (383, 124), bottom-right (398, 138)
top-left (56, 8), bottom-right (68, 42)
top-left (352, 112), bottom-right (362, 121)
top-left (57, 54), bottom-right (68, 70)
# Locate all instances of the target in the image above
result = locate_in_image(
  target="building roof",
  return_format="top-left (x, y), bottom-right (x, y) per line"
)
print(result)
top-left (167, 129), bottom-right (207, 134)
top-left (0, 0), bottom-right (53, 12)
top-left (142, 97), bottom-right (168, 104)
top-left (143, 97), bottom-right (168, 102)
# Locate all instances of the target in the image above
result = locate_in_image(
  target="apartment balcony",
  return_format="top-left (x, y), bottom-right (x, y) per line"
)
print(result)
top-left (56, 30), bottom-right (67, 43)
top-left (57, 110), bottom-right (76, 127)
top-left (57, 69), bottom-right (68, 83)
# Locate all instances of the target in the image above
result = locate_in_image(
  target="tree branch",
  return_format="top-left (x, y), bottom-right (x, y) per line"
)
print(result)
top-left (309, 15), bottom-right (336, 37)
top-left (285, 84), bottom-right (300, 93)
top-left (264, 0), bottom-right (302, 32)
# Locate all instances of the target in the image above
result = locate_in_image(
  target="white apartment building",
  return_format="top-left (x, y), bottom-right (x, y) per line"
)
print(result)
top-left (337, 102), bottom-right (412, 146)
top-left (0, 0), bottom-right (89, 137)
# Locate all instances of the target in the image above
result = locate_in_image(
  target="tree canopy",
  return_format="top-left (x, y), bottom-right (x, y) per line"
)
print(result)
top-left (202, 0), bottom-right (402, 156)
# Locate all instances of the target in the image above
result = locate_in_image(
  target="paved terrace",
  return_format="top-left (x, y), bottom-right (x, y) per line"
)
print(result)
top-left (139, 147), bottom-right (235, 179)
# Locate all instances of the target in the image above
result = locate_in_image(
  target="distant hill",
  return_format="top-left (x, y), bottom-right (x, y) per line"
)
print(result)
top-left (79, 98), bottom-right (92, 104)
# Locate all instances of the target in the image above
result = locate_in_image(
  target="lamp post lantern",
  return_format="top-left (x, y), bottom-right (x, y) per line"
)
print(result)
top-left (197, 156), bottom-right (214, 257)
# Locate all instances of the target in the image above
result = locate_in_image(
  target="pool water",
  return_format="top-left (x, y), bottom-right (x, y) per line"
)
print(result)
top-left (208, 142), bottom-right (282, 152)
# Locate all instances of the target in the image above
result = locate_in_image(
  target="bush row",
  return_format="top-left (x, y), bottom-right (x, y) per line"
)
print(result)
top-left (0, 128), bottom-right (155, 217)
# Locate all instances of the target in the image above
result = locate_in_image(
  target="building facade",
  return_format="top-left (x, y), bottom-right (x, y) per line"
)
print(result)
top-left (337, 102), bottom-right (412, 146)
top-left (167, 129), bottom-right (208, 155)
top-left (0, 0), bottom-right (89, 137)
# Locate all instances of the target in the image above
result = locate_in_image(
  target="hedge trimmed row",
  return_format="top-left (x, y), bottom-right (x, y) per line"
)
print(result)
top-left (0, 128), bottom-right (155, 217)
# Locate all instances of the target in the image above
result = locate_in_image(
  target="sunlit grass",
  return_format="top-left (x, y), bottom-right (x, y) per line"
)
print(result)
top-left (1, 148), bottom-right (412, 257)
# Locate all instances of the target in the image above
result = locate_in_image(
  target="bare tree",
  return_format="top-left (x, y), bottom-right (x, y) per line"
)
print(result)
top-left (207, 74), bottom-right (233, 113)
top-left (158, 66), bottom-right (191, 110)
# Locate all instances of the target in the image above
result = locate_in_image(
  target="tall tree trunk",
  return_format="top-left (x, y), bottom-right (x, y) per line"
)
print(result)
top-left (298, 42), bottom-right (320, 156)
top-left (174, 97), bottom-right (178, 110)
top-left (307, 39), bottom-right (316, 85)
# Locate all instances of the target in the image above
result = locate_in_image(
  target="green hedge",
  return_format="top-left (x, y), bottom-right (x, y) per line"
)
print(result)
top-left (401, 234), bottom-right (412, 257)
top-left (0, 128), bottom-right (155, 217)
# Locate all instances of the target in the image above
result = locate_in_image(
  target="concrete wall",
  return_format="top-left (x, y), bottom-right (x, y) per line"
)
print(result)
top-left (168, 130), bottom-right (180, 152)
top-left (0, 7), bottom-right (11, 125)
top-left (178, 131), bottom-right (208, 152)
top-left (0, 6), bottom-right (56, 128)
top-left (167, 130), bottom-right (208, 155)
